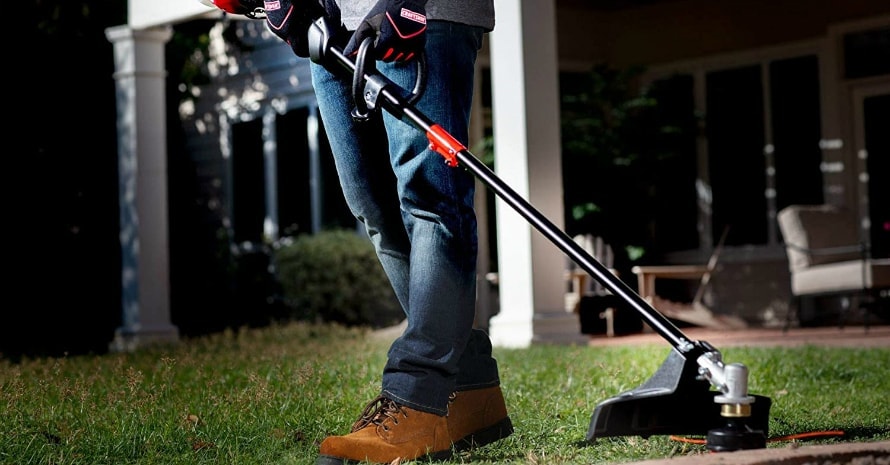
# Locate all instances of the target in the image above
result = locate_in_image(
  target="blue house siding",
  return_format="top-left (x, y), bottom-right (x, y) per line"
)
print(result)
top-left (168, 19), bottom-right (352, 336)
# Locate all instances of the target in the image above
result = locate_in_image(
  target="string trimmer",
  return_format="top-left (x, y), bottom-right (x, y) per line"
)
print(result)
top-left (305, 17), bottom-right (771, 452)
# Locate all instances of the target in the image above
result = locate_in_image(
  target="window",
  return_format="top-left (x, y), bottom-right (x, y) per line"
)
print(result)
top-left (700, 54), bottom-right (822, 248)
top-left (706, 65), bottom-right (769, 246)
top-left (843, 26), bottom-right (890, 79)
top-left (276, 109), bottom-right (313, 237)
top-left (769, 55), bottom-right (824, 217)
top-left (863, 93), bottom-right (890, 258)
top-left (315, 120), bottom-right (355, 231)
top-left (648, 74), bottom-right (699, 253)
top-left (559, 68), bottom-right (699, 257)
top-left (231, 119), bottom-right (265, 244)
top-left (276, 108), bottom-right (354, 235)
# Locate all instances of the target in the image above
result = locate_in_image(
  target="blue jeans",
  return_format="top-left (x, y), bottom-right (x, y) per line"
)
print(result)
top-left (310, 21), bottom-right (500, 416)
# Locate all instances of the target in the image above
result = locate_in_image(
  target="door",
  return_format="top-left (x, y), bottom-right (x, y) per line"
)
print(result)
top-left (851, 82), bottom-right (890, 259)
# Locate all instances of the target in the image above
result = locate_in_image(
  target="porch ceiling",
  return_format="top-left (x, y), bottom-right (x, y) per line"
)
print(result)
top-left (558, 0), bottom-right (683, 11)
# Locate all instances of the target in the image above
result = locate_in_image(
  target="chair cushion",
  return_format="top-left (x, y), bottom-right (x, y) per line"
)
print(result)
top-left (777, 205), bottom-right (862, 271)
top-left (791, 259), bottom-right (890, 295)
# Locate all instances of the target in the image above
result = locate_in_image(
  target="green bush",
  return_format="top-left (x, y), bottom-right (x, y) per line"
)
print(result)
top-left (272, 229), bottom-right (403, 328)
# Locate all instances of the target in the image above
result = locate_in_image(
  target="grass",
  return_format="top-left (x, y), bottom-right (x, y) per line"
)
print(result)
top-left (1, 322), bottom-right (888, 465)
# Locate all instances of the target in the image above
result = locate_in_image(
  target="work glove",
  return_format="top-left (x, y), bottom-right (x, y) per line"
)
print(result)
top-left (263, 0), bottom-right (332, 57)
top-left (201, 0), bottom-right (333, 58)
top-left (344, 0), bottom-right (428, 62)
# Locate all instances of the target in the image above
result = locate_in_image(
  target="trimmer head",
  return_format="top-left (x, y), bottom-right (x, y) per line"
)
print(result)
top-left (586, 348), bottom-right (770, 451)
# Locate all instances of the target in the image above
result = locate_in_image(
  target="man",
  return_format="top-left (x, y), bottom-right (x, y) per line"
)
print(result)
top-left (204, 0), bottom-right (512, 463)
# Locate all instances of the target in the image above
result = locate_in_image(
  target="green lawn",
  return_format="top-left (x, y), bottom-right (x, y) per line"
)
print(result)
top-left (2, 322), bottom-right (888, 464)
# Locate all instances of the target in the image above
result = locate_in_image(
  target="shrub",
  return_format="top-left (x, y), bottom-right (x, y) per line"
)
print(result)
top-left (272, 229), bottom-right (403, 328)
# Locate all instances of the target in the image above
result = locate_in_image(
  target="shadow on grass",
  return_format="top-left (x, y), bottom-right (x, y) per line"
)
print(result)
top-left (815, 426), bottom-right (890, 441)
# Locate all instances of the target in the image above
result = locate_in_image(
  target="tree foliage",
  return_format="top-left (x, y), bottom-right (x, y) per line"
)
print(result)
top-left (560, 64), bottom-right (699, 266)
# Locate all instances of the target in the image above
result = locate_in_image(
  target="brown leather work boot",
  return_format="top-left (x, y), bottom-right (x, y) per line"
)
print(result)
top-left (316, 395), bottom-right (452, 465)
top-left (447, 385), bottom-right (514, 451)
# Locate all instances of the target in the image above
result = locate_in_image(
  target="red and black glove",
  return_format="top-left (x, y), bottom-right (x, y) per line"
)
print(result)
top-left (203, 0), bottom-right (334, 58)
top-left (264, 0), bottom-right (332, 57)
top-left (344, 0), bottom-right (428, 63)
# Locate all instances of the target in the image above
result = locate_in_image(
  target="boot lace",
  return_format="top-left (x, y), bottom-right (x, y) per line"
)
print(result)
top-left (350, 395), bottom-right (408, 433)
top-left (446, 392), bottom-right (457, 417)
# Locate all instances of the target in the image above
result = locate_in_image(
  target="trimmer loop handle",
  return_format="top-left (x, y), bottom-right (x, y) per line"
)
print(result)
top-left (350, 36), bottom-right (427, 121)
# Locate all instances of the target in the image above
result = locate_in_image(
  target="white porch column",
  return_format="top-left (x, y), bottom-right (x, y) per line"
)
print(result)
top-left (106, 25), bottom-right (179, 352)
top-left (487, 0), bottom-right (586, 347)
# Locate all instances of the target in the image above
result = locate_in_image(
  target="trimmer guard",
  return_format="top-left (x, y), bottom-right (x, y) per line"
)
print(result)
top-left (587, 349), bottom-right (771, 441)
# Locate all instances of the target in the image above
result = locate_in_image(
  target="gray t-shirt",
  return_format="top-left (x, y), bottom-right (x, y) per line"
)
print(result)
top-left (336, 0), bottom-right (495, 32)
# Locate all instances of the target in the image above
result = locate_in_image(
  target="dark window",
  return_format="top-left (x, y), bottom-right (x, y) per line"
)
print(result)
top-left (844, 27), bottom-right (890, 80)
top-left (706, 65), bottom-right (767, 246)
top-left (864, 93), bottom-right (890, 258)
top-left (648, 74), bottom-right (699, 253)
top-left (559, 68), bottom-right (699, 260)
top-left (770, 55), bottom-right (824, 216)
top-left (231, 119), bottom-right (265, 244)
top-left (316, 120), bottom-right (356, 230)
top-left (276, 108), bottom-right (312, 237)
top-left (276, 108), bottom-right (354, 237)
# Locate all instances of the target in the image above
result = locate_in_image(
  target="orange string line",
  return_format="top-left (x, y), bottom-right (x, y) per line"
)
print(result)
top-left (767, 430), bottom-right (845, 442)
top-left (669, 430), bottom-right (845, 446)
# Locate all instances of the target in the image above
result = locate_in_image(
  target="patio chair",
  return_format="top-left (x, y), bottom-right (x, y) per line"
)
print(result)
top-left (776, 204), bottom-right (890, 330)
top-left (629, 227), bottom-right (748, 330)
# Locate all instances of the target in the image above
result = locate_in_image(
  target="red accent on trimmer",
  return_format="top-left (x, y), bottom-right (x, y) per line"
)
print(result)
top-left (426, 124), bottom-right (465, 167)
top-left (212, 0), bottom-right (248, 14)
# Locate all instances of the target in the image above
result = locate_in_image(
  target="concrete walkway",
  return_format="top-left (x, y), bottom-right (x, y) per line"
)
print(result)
top-left (629, 440), bottom-right (890, 465)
